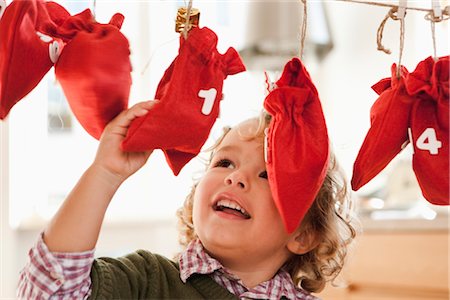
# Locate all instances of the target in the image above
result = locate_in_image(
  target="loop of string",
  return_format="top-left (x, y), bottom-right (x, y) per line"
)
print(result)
top-left (182, 0), bottom-right (194, 40)
top-left (299, 0), bottom-right (307, 59)
top-left (424, 7), bottom-right (450, 22)
top-left (376, 7), bottom-right (405, 78)
top-left (376, 7), bottom-right (399, 55)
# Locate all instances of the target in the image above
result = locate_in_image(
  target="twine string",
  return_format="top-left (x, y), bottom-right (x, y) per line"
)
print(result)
top-left (430, 19), bottom-right (437, 60)
top-left (397, 15), bottom-right (405, 77)
top-left (92, 0), bottom-right (96, 20)
top-left (424, 9), bottom-right (447, 61)
top-left (182, 0), bottom-right (193, 40)
top-left (375, 6), bottom-right (405, 78)
top-left (299, 0), bottom-right (307, 59)
top-left (376, 7), bottom-right (398, 54)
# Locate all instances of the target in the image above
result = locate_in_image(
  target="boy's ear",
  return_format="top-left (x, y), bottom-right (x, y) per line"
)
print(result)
top-left (287, 228), bottom-right (320, 255)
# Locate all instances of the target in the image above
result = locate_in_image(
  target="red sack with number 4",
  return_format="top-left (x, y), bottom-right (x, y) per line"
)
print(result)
top-left (405, 56), bottom-right (449, 205)
top-left (351, 65), bottom-right (414, 191)
top-left (122, 27), bottom-right (245, 175)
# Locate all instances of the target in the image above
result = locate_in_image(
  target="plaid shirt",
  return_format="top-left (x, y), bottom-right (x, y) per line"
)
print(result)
top-left (17, 233), bottom-right (93, 299)
top-left (179, 239), bottom-right (319, 300)
top-left (18, 235), bottom-right (319, 300)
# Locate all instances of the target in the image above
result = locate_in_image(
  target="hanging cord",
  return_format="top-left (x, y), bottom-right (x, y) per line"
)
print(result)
top-left (424, 6), bottom-right (449, 61)
top-left (397, 13), bottom-right (405, 78)
top-left (92, 0), bottom-right (97, 20)
top-left (182, 0), bottom-right (194, 40)
top-left (299, 0), bottom-right (307, 59)
top-left (428, 15), bottom-right (438, 60)
top-left (376, 7), bottom-right (405, 78)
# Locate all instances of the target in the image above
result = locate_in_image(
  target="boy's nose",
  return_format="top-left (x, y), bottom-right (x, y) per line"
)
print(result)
top-left (224, 171), bottom-right (248, 190)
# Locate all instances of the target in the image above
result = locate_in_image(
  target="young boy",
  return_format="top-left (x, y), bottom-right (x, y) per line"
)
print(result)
top-left (18, 100), bottom-right (355, 299)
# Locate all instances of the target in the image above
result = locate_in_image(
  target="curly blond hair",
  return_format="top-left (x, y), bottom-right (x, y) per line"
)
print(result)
top-left (176, 111), bottom-right (356, 294)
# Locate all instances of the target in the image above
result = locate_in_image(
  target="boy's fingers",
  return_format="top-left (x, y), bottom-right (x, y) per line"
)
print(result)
top-left (112, 100), bottom-right (157, 129)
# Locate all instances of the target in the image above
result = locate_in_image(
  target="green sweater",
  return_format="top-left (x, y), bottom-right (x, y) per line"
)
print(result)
top-left (89, 249), bottom-right (238, 299)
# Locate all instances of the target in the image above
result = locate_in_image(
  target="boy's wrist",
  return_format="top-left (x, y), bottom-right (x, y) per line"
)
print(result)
top-left (87, 164), bottom-right (125, 189)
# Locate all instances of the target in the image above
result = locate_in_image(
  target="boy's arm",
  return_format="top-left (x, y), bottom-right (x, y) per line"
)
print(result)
top-left (43, 101), bottom-right (156, 252)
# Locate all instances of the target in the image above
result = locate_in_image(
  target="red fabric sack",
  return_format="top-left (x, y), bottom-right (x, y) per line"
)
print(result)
top-left (122, 27), bottom-right (245, 175)
top-left (405, 56), bottom-right (449, 205)
top-left (264, 58), bottom-right (329, 233)
top-left (54, 9), bottom-right (131, 139)
top-left (0, 0), bottom-right (69, 119)
top-left (351, 65), bottom-right (414, 191)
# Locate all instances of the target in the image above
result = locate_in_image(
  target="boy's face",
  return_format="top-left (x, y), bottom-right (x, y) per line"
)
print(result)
top-left (193, 119), bottom-right (293, 268)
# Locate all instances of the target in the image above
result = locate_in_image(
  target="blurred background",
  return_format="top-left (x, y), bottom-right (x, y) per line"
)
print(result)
top-left (1, 0), bottom-right (449, 299)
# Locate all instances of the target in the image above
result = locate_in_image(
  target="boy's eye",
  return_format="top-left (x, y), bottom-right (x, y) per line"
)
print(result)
top-left (214, 158), bottom-right (235, 169)
top-left (259, 170), bottom-right (268, 179)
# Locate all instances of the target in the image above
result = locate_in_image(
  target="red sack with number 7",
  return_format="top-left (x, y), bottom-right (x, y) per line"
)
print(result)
top-left (351, 64), bottom-right (414, 191)
top-left (405, 56), bottom-right (449, 205)
top-left (122, 27), bottom-right (245, 175)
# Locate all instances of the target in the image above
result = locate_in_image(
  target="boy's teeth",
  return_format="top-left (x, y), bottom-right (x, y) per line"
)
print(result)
top-left (217, 199), bottom-right (247, 214)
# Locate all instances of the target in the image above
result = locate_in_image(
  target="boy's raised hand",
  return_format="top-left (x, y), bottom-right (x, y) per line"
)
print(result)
top-left (92, 100), bottom-right (157, 185)
top-left (44, 101), bottom-right (156, 252)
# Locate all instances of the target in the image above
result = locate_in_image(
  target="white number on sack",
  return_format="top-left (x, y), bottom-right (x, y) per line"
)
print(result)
top-left (49, 40), bottom-right (63, 64)
top-left (0, 0), bottom-right (6, 20)
top-left (411, 127), bottom-right (442, 155)
top-left (198, 88), bottom-right (217, 116)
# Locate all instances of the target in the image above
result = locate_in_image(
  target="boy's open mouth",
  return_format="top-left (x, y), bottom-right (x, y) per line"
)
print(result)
top-left (213, 199), bottom-right (251, 219)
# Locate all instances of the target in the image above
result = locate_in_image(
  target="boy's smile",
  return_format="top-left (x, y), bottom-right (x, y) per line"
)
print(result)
top-left (213, 192), bottom-right (251, 219)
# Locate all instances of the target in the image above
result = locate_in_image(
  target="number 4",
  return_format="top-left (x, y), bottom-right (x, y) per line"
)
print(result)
top-left (409, 127), bottom-right (442, 155)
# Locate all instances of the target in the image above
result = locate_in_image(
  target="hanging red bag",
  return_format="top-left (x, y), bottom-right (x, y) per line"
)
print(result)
top-left (351, 64), bottom-right (414, 191)
top-left (0, 0), bottom-right (69, 119)
top-left (264, 58), bottom-right (329, 233)
top-left (54, 9), bottom-right (131, 139)
top-left (405, 56), bottom-right (449, 205)
top-left (122, 27), bottom-right (245, 175)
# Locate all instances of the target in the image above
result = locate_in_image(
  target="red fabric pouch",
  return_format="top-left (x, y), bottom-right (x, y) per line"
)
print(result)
top-left (351, 65), bottom-right (414, 191)
top-left (54, 9), bottom-right (131, 139)
top-left (122, 27), bottom-right (245, 175)
top-left (405, 56), bottom-right (449, 205)
top-left (264, 58), bottom-right (329, 233)
top-left (0, 0), bottom-right (69, 119)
